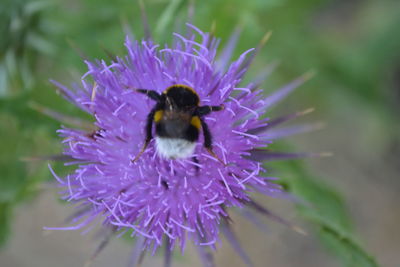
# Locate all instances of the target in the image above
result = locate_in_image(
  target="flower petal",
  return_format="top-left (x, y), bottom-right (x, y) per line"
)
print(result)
top-left (221, 222), bottom-right (254, 267)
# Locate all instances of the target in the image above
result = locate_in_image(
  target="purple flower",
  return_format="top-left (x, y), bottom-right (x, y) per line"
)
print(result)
top-left (47, 23), bottom-right (316, 266)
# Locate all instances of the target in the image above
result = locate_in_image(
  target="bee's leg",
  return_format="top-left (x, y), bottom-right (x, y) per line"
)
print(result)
top-left (131, 107), bottom-right (156, 163)
top-left (135, 89), bottom-right (161, 102)
top-left (200, 118), bottom-right (226, 166)
top-left (192, 156), bottom-right (200, 173)
top-left (196, 104), bottom-right (224, 116)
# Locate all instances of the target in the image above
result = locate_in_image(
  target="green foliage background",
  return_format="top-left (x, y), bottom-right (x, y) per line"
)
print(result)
top-left (1, 0), bottom-right (399, 266)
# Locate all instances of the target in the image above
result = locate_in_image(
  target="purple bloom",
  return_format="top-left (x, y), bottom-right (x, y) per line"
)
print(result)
top-left (47, 24), bottom-right (316, 266)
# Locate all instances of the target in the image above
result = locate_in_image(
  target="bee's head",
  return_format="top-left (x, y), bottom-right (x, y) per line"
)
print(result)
top-left (165, 96), bottom-right (196, 113)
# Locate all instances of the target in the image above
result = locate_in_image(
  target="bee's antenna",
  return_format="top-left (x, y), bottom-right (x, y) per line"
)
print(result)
top-left (166, 96), bottom-right (177, 110)
top-left (166, 97), bottom-right (173, 111)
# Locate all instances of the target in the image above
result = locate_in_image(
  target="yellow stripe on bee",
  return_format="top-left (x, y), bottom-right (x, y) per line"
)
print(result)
top-left (191, 116), bottom-right (201, 130)
top-left (154, 110), bottom-right (164, 122)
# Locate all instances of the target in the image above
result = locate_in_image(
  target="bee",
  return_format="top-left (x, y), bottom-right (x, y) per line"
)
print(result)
top-left (131, 84), bottom-right (225, 164)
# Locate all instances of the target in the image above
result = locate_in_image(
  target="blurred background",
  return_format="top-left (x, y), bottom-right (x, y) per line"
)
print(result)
top-left (0, 0), bottom-right (399, 266)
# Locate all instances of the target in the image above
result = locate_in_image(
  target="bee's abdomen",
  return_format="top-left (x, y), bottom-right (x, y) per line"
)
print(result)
top-left (155, 137), bottom-right (196, 159)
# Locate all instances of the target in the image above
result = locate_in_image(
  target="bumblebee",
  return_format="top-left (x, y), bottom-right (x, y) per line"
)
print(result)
top-left (132, 84), bottom-right (224, 164)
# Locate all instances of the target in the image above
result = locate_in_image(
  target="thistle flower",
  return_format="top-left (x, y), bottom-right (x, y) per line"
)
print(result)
top-left (47, 23), bottom-right (317, 266)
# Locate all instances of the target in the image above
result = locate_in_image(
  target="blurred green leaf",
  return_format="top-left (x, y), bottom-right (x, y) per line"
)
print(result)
top-left (155, 0), bottom-right (185, 38)
top-left (320, 225), bottom-right (378, 267)
top-left (270, 143), bottom-right (378, 267)
top-left (293, 172), bottom-right (378, 267)
top-left (0, 202), bottom-right (12, 247)
top-left (0, 0), bottom-right (55, 97)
